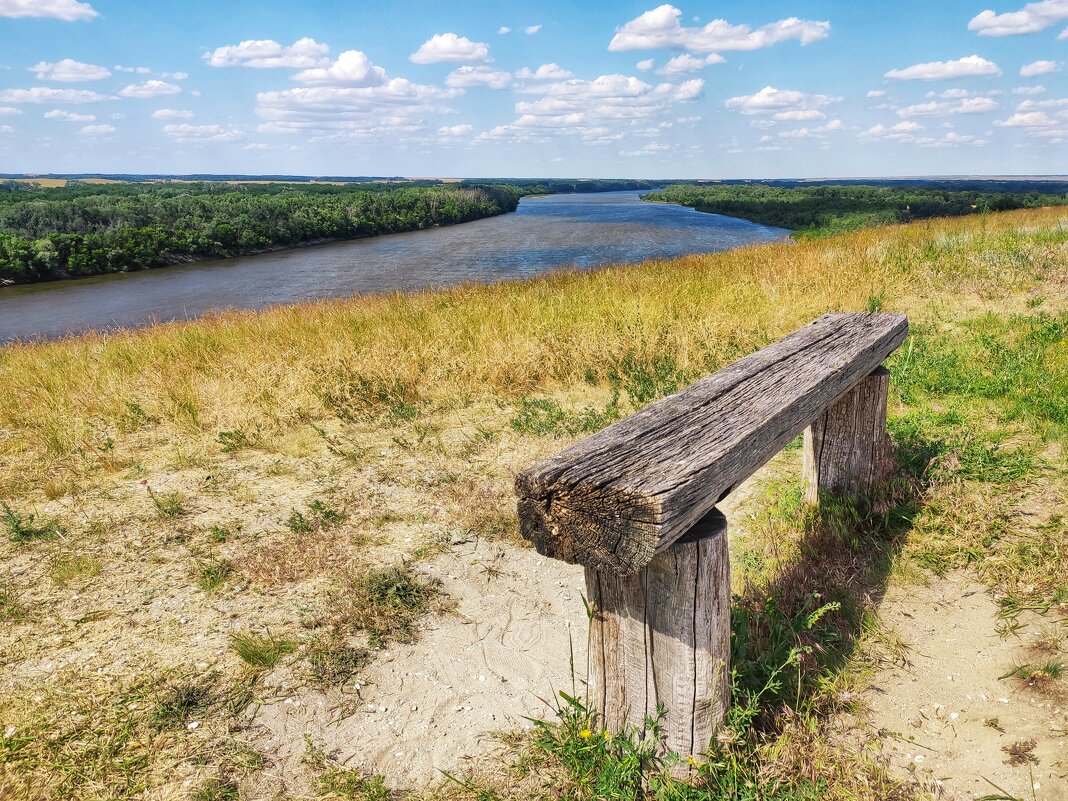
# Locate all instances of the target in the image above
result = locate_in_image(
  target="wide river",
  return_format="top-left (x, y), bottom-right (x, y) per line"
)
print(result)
top-left (0, 191), bottom-right (788, 343)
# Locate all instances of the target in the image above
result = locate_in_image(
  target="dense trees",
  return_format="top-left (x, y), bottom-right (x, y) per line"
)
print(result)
top-left (0, 182), bottom-right (523, 283)
top-left (645, 183), bottom-right (1068, 236)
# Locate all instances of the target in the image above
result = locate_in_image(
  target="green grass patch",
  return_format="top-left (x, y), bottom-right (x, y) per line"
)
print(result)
top-left (2, 502), bottom-right (64, 544)
top-left (229, 632), bottom-right (297, 669)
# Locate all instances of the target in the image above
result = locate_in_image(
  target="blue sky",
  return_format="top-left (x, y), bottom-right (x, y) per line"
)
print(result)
top-left (0, 0), bottom-right (1066, 177)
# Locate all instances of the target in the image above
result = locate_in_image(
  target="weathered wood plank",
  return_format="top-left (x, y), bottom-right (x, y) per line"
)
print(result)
top-left (517, 312), bottom-right (907, 574)
top-left (803, 366), bottom-right (895, 504)
top-left (584, 508), bottom-right (730, 773)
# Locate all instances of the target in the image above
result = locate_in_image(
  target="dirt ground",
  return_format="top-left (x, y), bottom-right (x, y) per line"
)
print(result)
top-left (866, 574), bottom-right (1068, 800)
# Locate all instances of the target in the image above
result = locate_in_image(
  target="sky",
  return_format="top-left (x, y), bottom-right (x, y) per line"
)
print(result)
top-left (0, 0), bottom-right (1066, 178)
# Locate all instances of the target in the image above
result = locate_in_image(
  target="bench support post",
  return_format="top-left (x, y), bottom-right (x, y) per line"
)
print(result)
top-left (803, 366), bottom-right (894, 504)
top-left (584, 509), bottom-right (730, 775)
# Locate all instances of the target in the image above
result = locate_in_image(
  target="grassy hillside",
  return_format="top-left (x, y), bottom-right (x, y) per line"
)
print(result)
top-left (0, 207), bottom-right (1066, 800)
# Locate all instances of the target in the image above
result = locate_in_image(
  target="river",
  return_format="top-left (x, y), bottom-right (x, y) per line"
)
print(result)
top-left (0, 191), bottom-right (789, 343)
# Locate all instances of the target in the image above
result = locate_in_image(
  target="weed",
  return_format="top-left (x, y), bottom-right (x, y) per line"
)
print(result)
top-left (217, 428), bottom-right (254, 453)
top-left (303, 737), bottom-right (391, 800)
top-left (2, 502), bottom-right (63, 544)
top-left (287, 499), bottom-right (347, 535)
top-left (196, 558), bottom-right (234, 593)
top-left (332, 564), bottom-right (441, 646)
top-left (0, 584), bottom-right (27, 622)
top-left (209, 525), bottom-right (232, 543)
top-left (145, 484), bottom-right (187, 519)
top-left (151, 676), bottom-right (217, 730)
top-left (192, 777), bottom-right (241, 801)
top-left (229, 632), bottom-right (297, 669)
top-left (1001, 738), bottom-right (1038, 766)
top-left (510, 396), bottom-right (619, 437)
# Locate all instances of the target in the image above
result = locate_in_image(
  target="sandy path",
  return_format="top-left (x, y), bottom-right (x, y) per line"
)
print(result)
top-left (867, 574), bottom-right (1068, 800)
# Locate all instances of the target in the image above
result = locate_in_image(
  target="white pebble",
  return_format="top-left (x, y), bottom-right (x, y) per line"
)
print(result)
top-left (187, 721), bottom-right (199, 730)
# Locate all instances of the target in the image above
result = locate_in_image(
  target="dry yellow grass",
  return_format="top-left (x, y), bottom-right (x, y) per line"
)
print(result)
top-left (2, 206), bottom-right (1065, 500)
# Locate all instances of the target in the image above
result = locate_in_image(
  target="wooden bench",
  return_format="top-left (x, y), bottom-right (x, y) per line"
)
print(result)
top-left (514, 312), bottom-right (908, 770)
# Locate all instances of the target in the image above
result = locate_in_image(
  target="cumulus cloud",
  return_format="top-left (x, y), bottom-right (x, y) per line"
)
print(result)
top-left (885, 55), bottom-right (1001, 80)
top-left (293, 51), bottom-right (387, 86)
top-left (0, 87), bottom-right (108, 103)
top-left (926, 87), bottom-right (1001, 98)
top-left (657, 53), bottom-right (725, 74)
top-left (151, 108), bottom-right (193, 119)
top-left (636, 58), bottom-right (655, 71)
top-left (898, 97), bottom-right (999, 116)
top-left (0, 106), bottom-right (23, 115)
top-left (725, 86), bottom-right (841, 115)
top-left (0, 0), bottom-right (96, 20)
top-left (114, 65), bottom-right (151, 74)
top-left (205, 38), bottom-right (330, 69)
top-left (866, 89), bottom-right (886, 97)
top-left (43, 108), bottom-right (94, 120)
top-left (995, 110), bottom-right (1059, 125)
top-left (1020, 59), bottom-right (1059, 75)
top-left (481, 73), bottom-right (703, 144)
top-left (438, 123), bottom-right (473, 136)
top-left (863, 122), bottom-right (985, 147)
top-left (620, 141), bottom-right (671, 157)
top-left (525, 24), bottom-right (542, 34)
top-left (497, 26), bottom-right (510, 34)
top-left (255, 79), bottom-right (457, 138)
top-left (968, 0), bottom-right (1068, 36)
top-left (410, 33), bottom-right (491, 64)
top-left (777, 119), bottom-right (843, 138)
top-left (446, 65), bottom-right (512, 89)
top-left (609, 4), bottom-right (829, 53)
top-left (0, 125), bottom-right (13, 134)
top-left (1013, 84), bottom-right (1047, 93)
top-left (119, 80), bottom-right (182, 98)
top-left (162, 123), bottom-right (243, 142)
top-left (774, 109), bottom-right (825, 120)
top-left (515, 63), bottom-right (574, 80)
top-left (30, 59), bottom-right (110, 82)
top-left (79, 123), bottom-right (114, 135)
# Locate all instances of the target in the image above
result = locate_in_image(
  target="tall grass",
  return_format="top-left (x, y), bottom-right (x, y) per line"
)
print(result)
top-left (1, 207), bottom-right (1065, 495)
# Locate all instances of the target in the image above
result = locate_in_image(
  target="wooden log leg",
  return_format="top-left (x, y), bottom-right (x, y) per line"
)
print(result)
top-left (584, 508), bottom-right (730, 776)
top-left (803, 366), bottom-right (895, 506)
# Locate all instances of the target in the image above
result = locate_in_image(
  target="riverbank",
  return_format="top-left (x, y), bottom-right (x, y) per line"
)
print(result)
top-left (1, 207), bottom-right (1065, 799)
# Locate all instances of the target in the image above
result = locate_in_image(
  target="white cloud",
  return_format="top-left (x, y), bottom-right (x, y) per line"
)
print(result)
top-left (777, 119), bottom-right (843, 138)
top-left (609, 4), bottom-right (829, 53)
top-left (866, 89), bottom-right (886, 97)
top-left (525, 24), bottom-right (542, 35)
top-left (151, 108), bottom-right (193, 119)
top-left (0, 125), bottom-right (13, 134)
top-left (884, 55), bottom-right (1001, 80)
top-left (438, 123), bottom-right (473, 136)
top-left (636, 58), bottom-right (655, 71)
top-left (1013, 84), bottom-right (1047, 93)
top-left (0, 106), bottom-right (22, 115)
top-left (725, 85), bottom-right (841, 115)
top-left (968, 0), bottom-right (1068, 36)
top-left (0, 87), bottom-right (108, 103)
top-left (114, 65), bottom-right (151, 74)
top-left (162, 123), bottom-right (243, 142)
top-left (244, 142), bottom-right (268, 150)
top-left (0, 0), bottom-right (96, 20)
top-left (205, 38), bottom-right (330, 69)
top-left (255, 79), bottom-right (456, 138)
top-left (294, 51), bottom-right (387, 86)
top-left (119, 80), bottom-right (182, 98)
top-left (410, 33), bottom-right (491, 64)
top-left (1016, 96), bottom-right (1068, 109)
top-left (995, 110), bottom-right (1059, 125)
top-left (446, 65), bottom-right (512, 89)
top-left (44, 108), bottom-right (94, 120)
top-left (774, 109), bottom-right (824, 120)
top-left (898, 97), bottom-right (999, 116)
top-left (863, 123), bottom-right (985, 147)
top-left (30, 59), bottom-right (110, 82)
top-left (515, 63), bottom-right (574, 81)
top-left (657, 53), bottom-right (725, 74)
top-left (79, 123), bottom-right (114, 135)
top-left (482, 73), bottom-right (703, 144)
top-left (926, 87), bottom-right (1001, 98)
top-left (497, 26), bottom-right (511, 34)
top-left (1020, 59), bottom-right (1059, 75)
top-left (864, 120), bottom-right (924, 137)
top-left (161, 71), bottom-right (189, 80)
top-left (620, 141), bottom-right (671, 157)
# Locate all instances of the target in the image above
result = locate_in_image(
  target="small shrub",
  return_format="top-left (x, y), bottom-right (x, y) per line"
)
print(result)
top-left (230, 632), bottom-right (297, 669)
top-left (334, 564), bottom-right (440, 646)
top-left (2, 503), bottom-right (63, 544)
top-left (151, 676), bottom-right (217, 731)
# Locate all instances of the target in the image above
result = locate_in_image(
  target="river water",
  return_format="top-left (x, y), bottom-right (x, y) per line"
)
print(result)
top-left (0, 191), bottom-right (788, 343)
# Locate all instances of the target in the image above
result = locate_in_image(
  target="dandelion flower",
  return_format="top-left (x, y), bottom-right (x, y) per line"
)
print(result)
top-left (578, 729), bottom-right (592, 739)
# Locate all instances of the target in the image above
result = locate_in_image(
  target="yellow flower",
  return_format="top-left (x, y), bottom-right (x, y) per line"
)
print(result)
top-left (603, 732), bottom-right (612, 741)
top-left (578, 729), bottom-right (593, 739)
top-left (688, 756), bottom-right (698, 766)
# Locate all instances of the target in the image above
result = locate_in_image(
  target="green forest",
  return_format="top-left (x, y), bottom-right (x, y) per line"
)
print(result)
top-left (644, 183), bottom-right (1068, 236)
top-left (0, 182), bottom-right (523, 284)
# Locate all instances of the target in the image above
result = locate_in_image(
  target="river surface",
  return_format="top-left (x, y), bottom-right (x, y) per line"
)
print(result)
top-left (0, 191), bottom-right (788, 343)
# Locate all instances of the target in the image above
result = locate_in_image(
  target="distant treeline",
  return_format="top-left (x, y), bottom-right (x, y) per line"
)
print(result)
top-left (644, 183), bottom-right (1068, 236)
top-left (462, 178), bottom-right (658, 194)
top-left (0, 182), bottom-right (522, 284)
